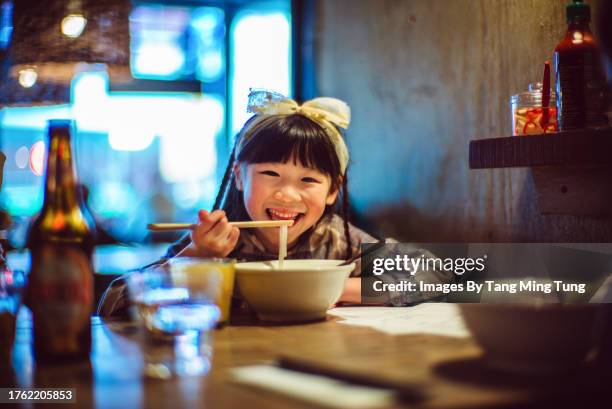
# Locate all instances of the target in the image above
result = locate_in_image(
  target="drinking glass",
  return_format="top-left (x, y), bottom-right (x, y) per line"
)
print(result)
top-left (168, 258), bottom-right (236, 326)
top-left (126, 263), bottom-right (221, 378)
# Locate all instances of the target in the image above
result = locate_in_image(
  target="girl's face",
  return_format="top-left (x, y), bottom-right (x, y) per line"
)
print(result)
top-left (234, 160), bottom-right (338, 251)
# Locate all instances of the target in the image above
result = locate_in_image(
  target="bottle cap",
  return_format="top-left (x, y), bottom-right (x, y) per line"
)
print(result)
top-left (567, 0), bottom-right (590, 23)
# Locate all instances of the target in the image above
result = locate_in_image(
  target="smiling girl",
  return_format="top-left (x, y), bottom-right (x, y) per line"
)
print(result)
top-left (168, 89), bottom-right (373, 303)
top-left (98, 90), bottom-right (454, 316)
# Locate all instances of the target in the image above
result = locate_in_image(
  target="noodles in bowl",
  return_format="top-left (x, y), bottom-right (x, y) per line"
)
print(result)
top-left (235, 259), bottom-right (355, 322)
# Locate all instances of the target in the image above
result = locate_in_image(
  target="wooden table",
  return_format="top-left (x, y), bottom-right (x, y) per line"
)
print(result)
top-left (4, 309), bottom-right (610, 409)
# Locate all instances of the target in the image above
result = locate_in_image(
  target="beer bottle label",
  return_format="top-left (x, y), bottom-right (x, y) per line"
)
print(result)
top-left (28, 245), bottom-right (93, 333)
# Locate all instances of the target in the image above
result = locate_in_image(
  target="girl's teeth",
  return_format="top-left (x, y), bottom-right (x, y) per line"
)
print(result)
top-left (268, 209), bottom-right (299, 220)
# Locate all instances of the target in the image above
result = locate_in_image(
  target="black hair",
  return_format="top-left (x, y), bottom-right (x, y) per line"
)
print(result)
top-left (213, 113), bottom-right (353, 258)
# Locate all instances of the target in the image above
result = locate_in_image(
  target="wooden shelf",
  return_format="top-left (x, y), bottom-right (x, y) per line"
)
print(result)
top-left (469, 128), bottom-right (612, 216)
top-left (469, 128), bottom-right (612, 169)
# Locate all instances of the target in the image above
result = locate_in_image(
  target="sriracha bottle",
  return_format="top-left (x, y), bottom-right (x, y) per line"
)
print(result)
top-left (554, 0), bottom-right (608, 131)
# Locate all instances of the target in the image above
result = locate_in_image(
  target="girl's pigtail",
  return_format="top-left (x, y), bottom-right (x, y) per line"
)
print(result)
top-left (213, 145), bottom-right (236, 210)
top-left (341, 174), bottom-right (353, 259)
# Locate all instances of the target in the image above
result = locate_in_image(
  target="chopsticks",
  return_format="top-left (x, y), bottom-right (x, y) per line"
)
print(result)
top-left (147, 220), bottom-right (294, 231)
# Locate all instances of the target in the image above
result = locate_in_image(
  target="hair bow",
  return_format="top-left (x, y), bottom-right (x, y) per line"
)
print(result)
top-left (247, 89), bottom-right (350, 129)
top-left (245, 89), bottom-right (351, 173)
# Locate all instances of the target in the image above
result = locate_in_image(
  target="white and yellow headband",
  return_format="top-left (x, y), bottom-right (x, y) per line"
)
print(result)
top-left (236, 89), bottom-right (351, 174)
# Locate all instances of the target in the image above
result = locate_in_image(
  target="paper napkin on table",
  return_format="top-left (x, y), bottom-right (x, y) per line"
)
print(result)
top-left (327, 303), bottom-right (470, 338)
top-left (230, 365), bottom-right (395, 409)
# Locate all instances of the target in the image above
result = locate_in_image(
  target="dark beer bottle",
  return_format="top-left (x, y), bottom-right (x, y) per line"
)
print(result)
top-left (26, 120), bottom-right (94, 364)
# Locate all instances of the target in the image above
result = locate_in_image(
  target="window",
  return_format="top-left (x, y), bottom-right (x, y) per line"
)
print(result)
top-left (0, 0), bottom-right (292, 246)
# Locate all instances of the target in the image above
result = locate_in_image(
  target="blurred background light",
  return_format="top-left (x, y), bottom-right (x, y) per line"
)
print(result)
top-left (1, 185), bottom-right (42, 217)
top-left (0, 0), bottom-right (12, 49)
top-left (1, 105), bottom-right (72, 129)
top-left (15, 146), bottom-right (28, 169)
top-left (18, 68), bottom-right (37, 88)
top-left (172, 181), bottom-right (204, 210)
top-left (29, 140), bottom-right (45, 176)
top-left (61, 14), bottom-right (87, 38)
top-left (159, 94), bottom-right (223, 183)
top-left (72, 70), bottom-right (108, 102)
top-left (90, 181), bottom-right (137, 218)
top-left (198, 49), bottom-right (223, 81)
top-left (133, 42), bottom-right (185, 77)
top-left (190, 7), bottom-right (221, 33)
top-left (108, 125), bottom-right (155, 152)
top-left (130, 5), bottom-right (190, 80)
top-left (231, 10), bottom-right (291, 134)
top-left (191, 7), bottom-right (225, 82)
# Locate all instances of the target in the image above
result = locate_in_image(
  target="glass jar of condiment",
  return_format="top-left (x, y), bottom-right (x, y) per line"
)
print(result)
top-left (510, 82), bottom-right (558, 136)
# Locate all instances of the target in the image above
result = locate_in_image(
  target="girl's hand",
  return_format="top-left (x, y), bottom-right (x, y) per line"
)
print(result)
top-left (190, 210), bottom-right (240, 257)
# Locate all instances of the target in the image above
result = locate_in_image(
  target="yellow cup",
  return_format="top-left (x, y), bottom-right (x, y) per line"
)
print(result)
top-left (168, 258), bottom-right (236, 325)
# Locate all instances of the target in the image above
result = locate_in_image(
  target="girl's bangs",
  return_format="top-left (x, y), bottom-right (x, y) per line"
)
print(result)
top-left (237, 115), bottom-right (341, 180)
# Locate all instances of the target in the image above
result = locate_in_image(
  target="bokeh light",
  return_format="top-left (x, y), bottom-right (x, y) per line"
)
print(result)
top-left (61, 14), bottom-right (87, 38)
top-left (15, 146), bottom-right (29, 169)
top-left (29, 141), bottom-right (45, 176)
